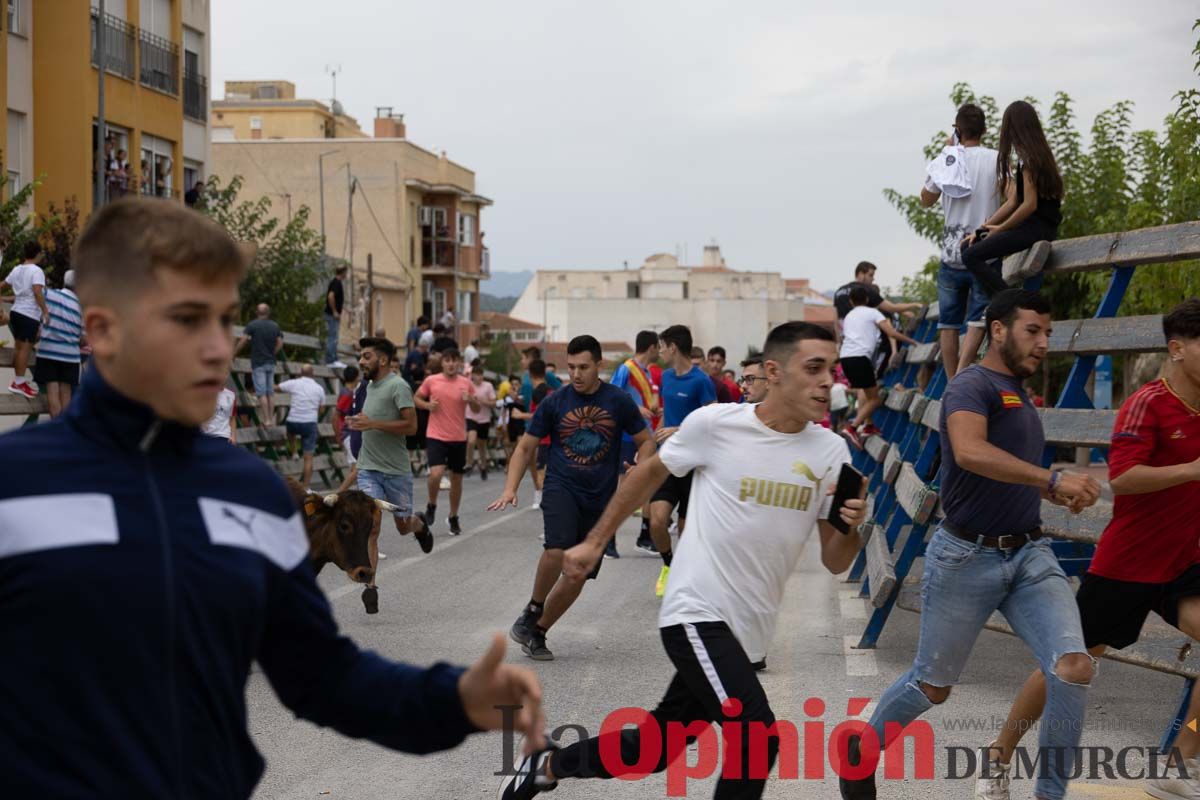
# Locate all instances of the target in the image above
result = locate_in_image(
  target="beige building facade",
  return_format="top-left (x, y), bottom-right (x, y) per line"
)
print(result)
top-left (211, 94), bottom-right (491, 346)
top-left (508, 247), bottom-right (832, 363)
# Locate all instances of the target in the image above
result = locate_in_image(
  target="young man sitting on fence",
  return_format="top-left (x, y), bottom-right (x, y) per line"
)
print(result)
top-left (840, 289), bottom-right (1103, 800)
top-left (977, 298), bottom-right (1200, 800)
top-left (0, 197), bottom-right (546, 796)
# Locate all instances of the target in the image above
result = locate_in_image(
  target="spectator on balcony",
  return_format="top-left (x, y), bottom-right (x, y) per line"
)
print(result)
top-left (34, 269), bottom-right (85, 418)
top-left (324, 264), bottom-right (347, 367)
top-left (185, 181), bottom-right (205, 208)
top-left (115, 150), bottom-right (131, 196)
top-left (430, 323), bottom-right (458, 355)
top-left (440, 306), bottom-right (456, 331)
top-left (2, 240), bottom-right (49, 399)
top-left (139, 159), bottom-right (152, 195)
top-left (155, 157), bottom-right (171, 197)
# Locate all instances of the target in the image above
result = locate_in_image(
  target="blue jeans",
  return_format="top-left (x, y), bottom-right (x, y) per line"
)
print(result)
top-left (324, 313), bottom-right (340, 364)
top-left (867, 526), bottom-right (1091, 800)
top-left (936, 262), bottom-right (989, 331)
top-left (357, 469), bottom-right (414, 519)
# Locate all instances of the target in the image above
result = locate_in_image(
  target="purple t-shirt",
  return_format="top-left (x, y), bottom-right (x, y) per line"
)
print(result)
top-left (938, 365), bottom-right (1044, 536)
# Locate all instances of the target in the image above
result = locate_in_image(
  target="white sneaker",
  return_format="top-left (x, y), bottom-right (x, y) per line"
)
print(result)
top-left (439, 475), bottom-right (451, 490)
top-left (330, 360), bottom-right (347, 369)
top-left (1148, 757), bottom-right (1200, 800)
top-left (973, 745), bottom-right (1011, 800)
top-left (668, 520), bottom-right (679, 536)
top-left (531, 490), bottom-right (542, 511)
top-left (378, 552), bottom-right (387, 560)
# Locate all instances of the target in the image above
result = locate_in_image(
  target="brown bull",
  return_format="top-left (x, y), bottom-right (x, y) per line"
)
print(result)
top-left (285, 478), bottom-right (398, 586)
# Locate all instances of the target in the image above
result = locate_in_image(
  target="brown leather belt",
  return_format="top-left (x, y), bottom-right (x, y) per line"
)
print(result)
top-left (943, 521), bottom-right (1043, 551)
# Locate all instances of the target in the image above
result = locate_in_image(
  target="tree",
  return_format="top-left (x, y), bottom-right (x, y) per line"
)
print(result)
top-left (38, 198), bottom-right (81, 286)
top-left (201, 175), bottom-right (330, 338)
top-left (484, 332), bottom-right (518, 377)
top-left (0, 154), bottom-right (40, 274)
top-left (884, 22), bottom-right (1200, 327)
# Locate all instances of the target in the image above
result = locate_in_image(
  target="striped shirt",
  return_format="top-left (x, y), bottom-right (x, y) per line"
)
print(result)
top-left (35, 288), bottom-right (82, 364)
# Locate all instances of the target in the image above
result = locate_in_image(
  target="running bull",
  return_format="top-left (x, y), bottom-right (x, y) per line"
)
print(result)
top-left (285, 478), bottom-right (397, 585)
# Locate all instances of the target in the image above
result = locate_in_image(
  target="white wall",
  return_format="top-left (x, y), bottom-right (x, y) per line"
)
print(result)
top-left (6, 0), bottom-right (33, 211)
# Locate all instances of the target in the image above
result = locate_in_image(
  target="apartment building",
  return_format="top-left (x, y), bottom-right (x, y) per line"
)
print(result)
top-left (2, 0), bottom-right (211, 216)
top-left (211, 85), bottom-right (491, 346)
top-left (508, 245), bottom-right (833, 362)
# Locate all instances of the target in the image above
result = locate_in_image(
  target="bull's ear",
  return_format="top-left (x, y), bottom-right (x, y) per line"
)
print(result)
top-left (323, 494), bottom-right (340, 507)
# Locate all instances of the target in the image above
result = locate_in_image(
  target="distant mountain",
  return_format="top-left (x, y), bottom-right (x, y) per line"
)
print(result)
top-left (480, 293), bottom-right (517, 314)
top-left (482, 270), bottom-right (533, 299)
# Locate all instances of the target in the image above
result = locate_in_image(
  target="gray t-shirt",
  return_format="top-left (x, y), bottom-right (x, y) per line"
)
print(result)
top-left (938, 365), bottom-right (1044, 536)
top-left (243, 318), bottom-right (282, 367)
top-left (357, 373), bottom-right (415, 476)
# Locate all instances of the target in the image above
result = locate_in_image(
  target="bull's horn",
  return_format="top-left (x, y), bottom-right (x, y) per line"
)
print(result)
top-left (323, 494), bottom-right (340, 507)
top-left (374, 498), bottom-right (401, 513)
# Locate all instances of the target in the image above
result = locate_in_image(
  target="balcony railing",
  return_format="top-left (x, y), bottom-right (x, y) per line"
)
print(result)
top-left (139, 29), bottom-right (179, 96)
top-left (183, 71), bottom-right (207, 121)
top-left (481, 247), bottom-right (491, 277)
top-left (90, 12), bottom-right (137, 80)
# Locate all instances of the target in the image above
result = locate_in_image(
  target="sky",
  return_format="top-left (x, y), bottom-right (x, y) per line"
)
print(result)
top-left (211, 1), bottom-right (1197, 293)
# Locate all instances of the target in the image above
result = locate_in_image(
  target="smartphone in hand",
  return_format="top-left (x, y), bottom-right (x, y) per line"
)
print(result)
top-left (826, 463), bottom-right (865, 535)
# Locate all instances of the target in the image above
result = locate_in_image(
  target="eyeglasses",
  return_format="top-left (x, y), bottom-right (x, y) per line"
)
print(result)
top-left (739, 376), bottom-right (765, 385)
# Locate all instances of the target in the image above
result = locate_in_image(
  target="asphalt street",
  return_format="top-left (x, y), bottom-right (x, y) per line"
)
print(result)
top-left (238, 474), bottom-right (1173, 799)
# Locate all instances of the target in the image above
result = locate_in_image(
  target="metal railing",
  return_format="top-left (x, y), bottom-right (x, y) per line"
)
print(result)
top-left (183, 71), bottom-right (207, 120)
top-left (90, 12), bottom-right (137, 80)
top-left (139, 29), bottom-right (179, 95)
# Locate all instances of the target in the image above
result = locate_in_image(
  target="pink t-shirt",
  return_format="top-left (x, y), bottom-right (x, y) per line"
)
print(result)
top-left (466, 379), bottom-right (496, 425)
top-left (418, 372), bottom-right (475, 442)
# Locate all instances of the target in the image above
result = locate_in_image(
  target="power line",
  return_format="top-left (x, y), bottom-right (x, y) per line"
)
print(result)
top-left (355, 180), bottom-right (414, 290)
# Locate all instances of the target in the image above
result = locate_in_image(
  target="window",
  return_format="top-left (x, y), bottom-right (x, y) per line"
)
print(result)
top-left (139, 0), bottom-right (170, 38)
top-left (139, 133), bottom-right (174, 198)
top-left (6, 111), bottom-right (24, 198)
top-left (683, 282), bottom-right (689, 300)
top-left (183, 160), bottom-right (202, 197)
top-left (586, 287), bottom-right (595, 299)
top-left (457, 291), bottom-right (473, 323)
top-left (627, 281), bottom-right (640, 299)
top-left (7, 0), bottom-right (19, 35)
top-left (458, 213), bottom-right (476, 246)
top-left (432, 288), bottom-right (447, 321)
top-left (571, 288), bottom-right (583, 299)
top-left (249, 116), bottom-right (262, 130)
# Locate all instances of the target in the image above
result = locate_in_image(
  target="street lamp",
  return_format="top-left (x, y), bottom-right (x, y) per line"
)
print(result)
top-left (317, 149), bottom-right (340, 267)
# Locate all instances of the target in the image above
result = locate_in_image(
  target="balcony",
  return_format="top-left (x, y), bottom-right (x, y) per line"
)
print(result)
top-left (90, 12), bottom-right (137, 80)
top-left (139, 29), bottom-right (179, 96)
top-left (481, 247), bottom-right (491, 278)
top-left (184, 71), bottom-right (207, 121)
top-left (421, 236), bottom-right (458, 270)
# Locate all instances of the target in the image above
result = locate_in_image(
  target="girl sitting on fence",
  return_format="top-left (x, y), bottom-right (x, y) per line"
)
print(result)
top-left (961, 100), bottom-right (1063, 296)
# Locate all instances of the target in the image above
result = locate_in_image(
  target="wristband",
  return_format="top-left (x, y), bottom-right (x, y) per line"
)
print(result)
top-left (1047, 470), bottom-right (1062, 496)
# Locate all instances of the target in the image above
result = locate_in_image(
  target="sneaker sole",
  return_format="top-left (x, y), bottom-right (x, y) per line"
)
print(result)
top-left (521, 644), bottom-right (554, 661)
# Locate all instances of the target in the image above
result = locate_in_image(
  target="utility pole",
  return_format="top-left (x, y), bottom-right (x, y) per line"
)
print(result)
top-left (366, 253), bottom-right (374, 334)
top-left (346, 166), bottom-right (356, 336)
top-left (94, 0), bottom-right (107, 211)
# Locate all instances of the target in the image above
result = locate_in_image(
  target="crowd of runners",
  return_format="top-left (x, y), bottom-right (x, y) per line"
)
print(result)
top-left (2, 96), bottom-right (1198, 800)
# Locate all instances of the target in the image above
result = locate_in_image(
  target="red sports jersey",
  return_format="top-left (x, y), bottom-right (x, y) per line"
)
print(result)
top-left (1088, 379), bottom-right (1200, 583)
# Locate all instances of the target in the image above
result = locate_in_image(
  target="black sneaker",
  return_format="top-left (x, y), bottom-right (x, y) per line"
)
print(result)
top-left (448, 516), bottom-right (463, 536)
top-left (497, 742), bottom-right (559, 799)
top-left (522, 630), bottom-right (554, 661)
top-left (361, 586), bottom-right (379, 614)
top-left (604, 540), bottom-right (619, 559)
top-left (481, 468), bottom-right (488, 481)
top-left (413, 516), bottom-right (434, 554)
top-left (751, 658), bottom-right (766, 672)
top-left (510, 608), bottom-right (538, 646)
top-left (635, 535), bottom-right (656, 554)
top-left (839, 734), bottom-right (876, 800)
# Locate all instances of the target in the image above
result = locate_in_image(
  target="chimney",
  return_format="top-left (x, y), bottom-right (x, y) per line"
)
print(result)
top-left (702, 242), bottom-right (724, 268)
top-left (373, 107), bottom-right (406, 138)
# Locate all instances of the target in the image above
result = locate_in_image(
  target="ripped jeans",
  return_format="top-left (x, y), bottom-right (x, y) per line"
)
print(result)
top-left (867, 526), bottom-right (1091, 800)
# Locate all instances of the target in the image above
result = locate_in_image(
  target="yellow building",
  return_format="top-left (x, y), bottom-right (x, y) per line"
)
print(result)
top-left (211, 88), bottom-right (491, 350)
top-left (3, 0), bottom-right (211, 217)
top-left (211, 81), bottom-right (368, 142)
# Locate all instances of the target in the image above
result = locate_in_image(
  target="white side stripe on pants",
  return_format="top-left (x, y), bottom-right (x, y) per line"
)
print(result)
top-left (683, 623), bottom-right (729, 704)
